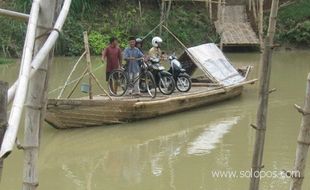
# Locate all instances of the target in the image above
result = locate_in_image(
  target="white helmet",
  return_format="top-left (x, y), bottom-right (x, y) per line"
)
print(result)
top-left (152, 36), bottom-right (163, 48)
top-left (136, 38), bottom-right (143, 43)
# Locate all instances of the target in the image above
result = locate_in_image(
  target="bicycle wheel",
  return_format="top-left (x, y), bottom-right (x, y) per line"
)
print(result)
top-left (158, 75), bottom-right (175, 95)
top-left (108, 70), bottom-right (128, 96)
top-left (140, 71), bottom-right (156, 98)
top-left (176, 74), bottom-right (192, 92)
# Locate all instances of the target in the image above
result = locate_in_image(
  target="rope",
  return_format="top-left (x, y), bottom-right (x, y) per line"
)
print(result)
top-left (142, 20), bottom-right (165, 40)
top-left (48, 64), bottom-right (104, 94)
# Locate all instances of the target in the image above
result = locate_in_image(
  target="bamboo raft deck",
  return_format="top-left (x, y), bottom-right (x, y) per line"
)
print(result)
top-left (215, 5), bottom-right (259, 47)
top-left (45, 79), bottom-right (256, 129)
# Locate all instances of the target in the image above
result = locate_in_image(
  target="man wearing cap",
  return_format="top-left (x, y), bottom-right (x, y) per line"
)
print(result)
top-left (123, 37), bottom-right (144, 95)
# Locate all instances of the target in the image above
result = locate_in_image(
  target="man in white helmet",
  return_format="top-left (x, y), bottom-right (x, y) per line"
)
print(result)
top-left (149, 36), bottom-right (165, 62)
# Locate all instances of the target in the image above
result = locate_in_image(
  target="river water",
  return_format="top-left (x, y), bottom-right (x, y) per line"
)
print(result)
top-left (0, 50), bottom-right (310, 190)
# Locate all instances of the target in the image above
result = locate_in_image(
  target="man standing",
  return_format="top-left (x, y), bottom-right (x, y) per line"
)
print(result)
top-left (102, 37), bottom-right (122, 93)
top-left (102, 37), bottom-right (122, 81)
top-left (124, 37), bottom-right (144, 95)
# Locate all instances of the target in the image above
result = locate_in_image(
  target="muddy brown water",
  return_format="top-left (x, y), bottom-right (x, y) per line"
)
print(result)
top-left (0, 50), bottom-right (310, 190)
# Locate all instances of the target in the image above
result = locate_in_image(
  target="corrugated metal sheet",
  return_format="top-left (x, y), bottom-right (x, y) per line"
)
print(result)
top-left (186, 43), bottom-right (245, 86)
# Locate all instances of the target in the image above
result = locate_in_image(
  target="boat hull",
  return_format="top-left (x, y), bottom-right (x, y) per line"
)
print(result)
top-left (45, 83), bottom-right (249, 129)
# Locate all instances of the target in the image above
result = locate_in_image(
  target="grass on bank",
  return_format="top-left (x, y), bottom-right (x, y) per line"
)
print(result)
top-left (276, 0), bottom-right (310, 46)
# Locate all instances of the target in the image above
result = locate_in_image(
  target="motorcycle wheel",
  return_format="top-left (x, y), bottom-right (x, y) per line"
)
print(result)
top-left (176, 75), bottom-right (192, 92)
top-left (158, 75), bottom-right (175, 95)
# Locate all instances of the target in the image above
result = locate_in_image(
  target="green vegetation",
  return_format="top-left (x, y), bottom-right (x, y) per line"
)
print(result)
top-left (57, 1), bottom-right (217, 56)
top-left (277, 0), bottom-right (310, 46)
top-left (0, 58), bottom-right (14, 65)
top-left (0, 1), bottom-right (217, 57)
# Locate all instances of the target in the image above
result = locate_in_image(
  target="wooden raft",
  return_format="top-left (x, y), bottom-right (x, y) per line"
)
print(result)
top-left (45, 79), bottom-right (256, 129)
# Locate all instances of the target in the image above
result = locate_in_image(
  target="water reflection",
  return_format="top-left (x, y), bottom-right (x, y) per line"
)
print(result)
top-left (187, 117), bottom-right (240, 155)
top-left (39, 115), bottom-right (241, 190)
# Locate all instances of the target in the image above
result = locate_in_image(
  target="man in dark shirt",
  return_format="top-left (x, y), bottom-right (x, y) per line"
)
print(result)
top-left (102, 37), bottom-right (122, 81)
top-left (102, 37), bottom-right (122, 94)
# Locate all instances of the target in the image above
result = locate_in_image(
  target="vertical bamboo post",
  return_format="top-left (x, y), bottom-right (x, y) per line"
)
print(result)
top-left (290, 74), bottom-right (310, 190)
top-left (249, 0), bottom-right (279, 190)
top-left (159, 0), bottom-right (165, 36)
top-left (249, 0), bottom-right (252, 11)
top-left (22, 0), bottom-right (60, 189)
top-left (252, 0), bottom-right (257, 21)
top-left (138, 0), bottom-right (142, 19)
top-left (83, 31), bottom-right (93, 100)
top-left (217, 0), bottom-right (222, 21)
top-left (166, 0), bottom-right (172, 27)
top-left (0, 81), bottom-right (8, 182)
top-left (258, 0), bottom-right (264, 50)
top-left (209, 0), bottom-right (212, 20)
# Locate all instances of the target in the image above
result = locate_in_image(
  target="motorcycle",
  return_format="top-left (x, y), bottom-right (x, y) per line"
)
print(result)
top-left (141, 58), bottom-right (175, 95)
top-left (168, 54), bottom-right (192, 92)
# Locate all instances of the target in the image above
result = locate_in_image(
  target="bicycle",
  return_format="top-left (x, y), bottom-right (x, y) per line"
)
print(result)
top-left (108, 59), bottom-right (157, 98)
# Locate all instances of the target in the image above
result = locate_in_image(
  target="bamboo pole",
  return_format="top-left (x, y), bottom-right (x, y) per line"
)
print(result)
top-left (290, 73), bottom-right (310, 190)
top-left (0, 8), bottom-right (29, 21)
top-left (252, 0), bottom-right (257, 21)
top-left (83, 32), bottom-right (93, 100)
top-left (22, 0), bottom-right (60, 189)
top-left (166, 0), bottom-right (172, 27)
top-left (89, 73), bottom-right (112, 100)
top-left (217, 0), bottom-right (221, 21)
top-left (159, 0), bottom-right (165, 36)
top-left (57, 51), bottom-right (86, 99)
top-left (249, 0), bottom-right (280, 190)
top-left (66, 68), bottom-right (88, 99)
top-left (138, 0), bottom-right (142, 19)
top-left (219, 0), bottom-right (225, 50)
top-left (209, 0), bottom-right (212, 20)
top-left (258, 0), bottom-right (264, 50)
top-left (7, 0), bottom-right (72, 104)
top-left (249, 0), bottom-right (252, 11)
top-left (0, 81), bottom-right (8, 182)
top-left (48, 64), bottom-right (104, 95)
top-left (0, 0), bottom-right (41, 159)
top-left (221, 0), bottom-right (225, 24)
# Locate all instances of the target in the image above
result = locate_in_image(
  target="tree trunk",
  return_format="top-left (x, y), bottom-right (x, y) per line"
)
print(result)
top-left (0, 81), bottom-right (8, 182)
top-left (290, 73), bottom-right (310, 190)
top-left (249, 0), bottom-right (279, 190)
top-left (22, 0), bottom-right (61, 189)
